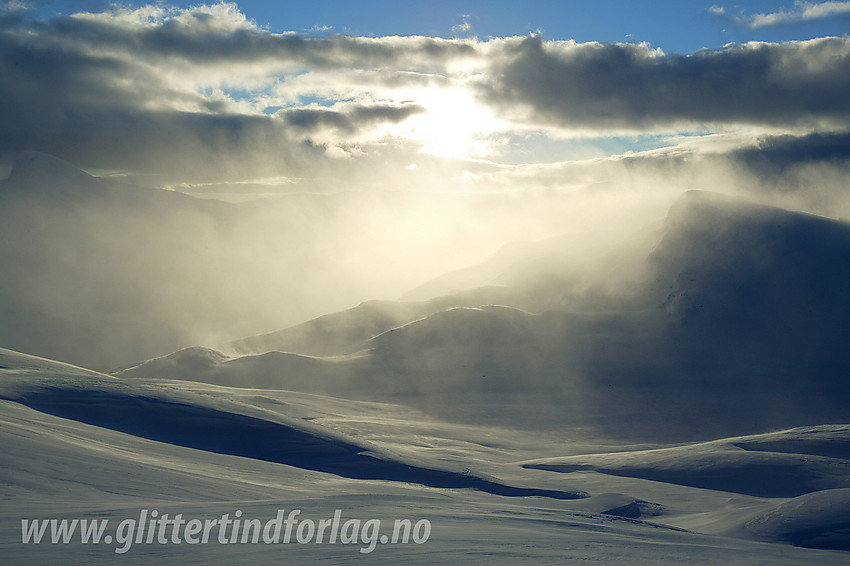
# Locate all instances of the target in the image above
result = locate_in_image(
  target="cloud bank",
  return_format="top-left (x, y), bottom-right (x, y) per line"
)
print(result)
top-left (2, 2), bottom-right (850, 187)
top-left (477, 35), bottom-right (850, 131)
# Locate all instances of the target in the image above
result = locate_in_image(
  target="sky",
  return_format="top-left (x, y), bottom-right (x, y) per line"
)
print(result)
top-left (2, 0), bottom-right (849, 195)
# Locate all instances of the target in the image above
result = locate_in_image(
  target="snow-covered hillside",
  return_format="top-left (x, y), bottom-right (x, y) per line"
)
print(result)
top-left (3, 348), bottom-right (850, 564)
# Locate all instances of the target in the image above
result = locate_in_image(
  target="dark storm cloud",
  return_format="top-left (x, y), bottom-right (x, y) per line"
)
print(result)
top-left (279, 104), bottom-right (425, 134)
top-left (13, 6), bottom-right (475, 70)
top-left (477, 35), bottom-right (850, 130)
top-left (0, 6), bottom-right (436, 179)
top-left (731, 130), bottom-right (850, 175)
top-left (4, 2), bottom-right (850, 182)
top-left (0, 23), bottom-right (290, 179)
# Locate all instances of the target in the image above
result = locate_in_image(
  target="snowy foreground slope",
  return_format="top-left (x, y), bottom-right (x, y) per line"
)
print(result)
top-left (2, 348), bottom-right (850, 564)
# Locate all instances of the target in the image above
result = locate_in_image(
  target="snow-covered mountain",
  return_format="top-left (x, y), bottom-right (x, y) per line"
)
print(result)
top-left (117, 190), bottom-right (850, 439)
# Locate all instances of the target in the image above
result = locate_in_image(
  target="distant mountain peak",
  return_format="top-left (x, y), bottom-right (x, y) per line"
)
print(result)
top-left (6, 151), bottom-right (93, 185)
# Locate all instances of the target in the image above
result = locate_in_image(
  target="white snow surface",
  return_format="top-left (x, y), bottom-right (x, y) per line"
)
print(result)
top-left (2, 348), bottom-right (850, 564)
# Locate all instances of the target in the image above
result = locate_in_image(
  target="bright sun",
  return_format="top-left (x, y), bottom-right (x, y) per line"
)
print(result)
top-left (400, 87), bottom-right (503, 160)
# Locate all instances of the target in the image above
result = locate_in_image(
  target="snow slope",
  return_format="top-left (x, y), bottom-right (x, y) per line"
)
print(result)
top-left (0, 348), bottom-right (584, 499)
top-left (524, 426), bottom-right (850, 498)
top-left (2, 348), bottom-right (850, 564)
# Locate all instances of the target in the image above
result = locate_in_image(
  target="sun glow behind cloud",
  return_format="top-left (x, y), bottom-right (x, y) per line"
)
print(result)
top-left (398, 87), bottom-right (507, 160)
